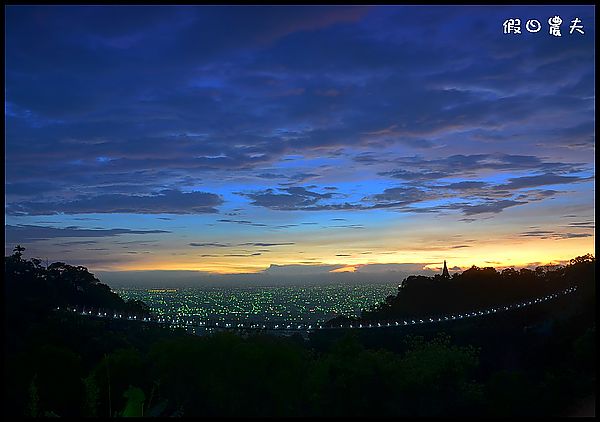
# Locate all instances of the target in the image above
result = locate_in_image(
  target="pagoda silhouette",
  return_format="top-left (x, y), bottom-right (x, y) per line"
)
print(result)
top-left (441, 260), bottom-right (450, 279)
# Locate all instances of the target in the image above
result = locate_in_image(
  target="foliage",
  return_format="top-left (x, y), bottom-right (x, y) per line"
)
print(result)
top-left (4, 249), bottom-right (596, 417)
top-left (82, 374), bottom-right (100, 417)
top-left (4, 246), bottom-right (152, 318)
top-left (25, 374), bottom-right (39, 417)
top-left (119, 386), bottom-right (145, 417)
top-left (363, 254), bottom-right (595, 321)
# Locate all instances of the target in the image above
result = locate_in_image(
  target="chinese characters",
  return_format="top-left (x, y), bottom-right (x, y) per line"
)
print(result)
top-left (503, 16), bottom-right (585, 36)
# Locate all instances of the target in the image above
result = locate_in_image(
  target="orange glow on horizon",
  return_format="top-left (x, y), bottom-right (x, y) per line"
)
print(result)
top-left (330, 265), bottom-right (358, 273)
top-left (98, 241), bottom-right (594, 274)
top-left (86, 224), bottom-right (595, 274)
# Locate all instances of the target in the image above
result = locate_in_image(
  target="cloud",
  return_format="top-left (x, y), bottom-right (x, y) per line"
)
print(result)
top-left (520, 230), bottom-right (554, 237)
top-left (54, 240), bottom-right (100, 246)
top-left (378, 154), bottom-right (584, 182)
top-left (216, 219), bottom-right (268, 227)
top-left (441, 181), bottom-right (488, 190)
top-left (255, 171), bottom-right (321, 185)
top-left (4, 5), bottom-right (594, 271)
top-left (238, 176), bottom-right (567, 216)
top-left (5, 224), bottom-right (170, 243)
top-left (189, 242), bottom-right (230, 247)
top-left (240, 186), bottom-right (335, 210)
top-left (354, 263), bottom-right (434, 274)
top-left (258, 262), bottom-right (438, 279)
top-left (368, 186), bottom-right (430, 205)
top-left (5, 181), bottom-right (61, 196)
top-left (378, 169), bottom-right (449, 181)
top-left (554, 233), bottom-right (593, 239)
top-left (240, 242), bottom-right (295, 247)
top-left (565, 221), bottom-right (595, 229)
top-left (516, 189), bottom-right (559, 201)
top-left (459, 200), bottom-right (527, 216)
top-left (496, 173), bottom-right (592, 190)
top-left (263, 263), bottom-right (345, 275)
top-left (519, 229), bottom-right (594, 240)
top-left (224, 252), bottom-right (262, 257)
top-left (326, 224), bottom-right (364, 229)
top-left (7, 189), bottom-right (223, 216)
top-left (189, 241), bottom-right (294, 247)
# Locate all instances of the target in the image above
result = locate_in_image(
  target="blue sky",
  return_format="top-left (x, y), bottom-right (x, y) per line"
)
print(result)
top-left (5, 5), bottom-right (595, 282)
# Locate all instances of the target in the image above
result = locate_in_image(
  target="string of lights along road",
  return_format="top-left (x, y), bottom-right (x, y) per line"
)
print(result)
top-left (60, 286), bottom-right (578, 332)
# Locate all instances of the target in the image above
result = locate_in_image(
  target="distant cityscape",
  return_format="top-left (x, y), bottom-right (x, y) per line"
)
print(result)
top-left (115, 283), bottom-right (399, 325)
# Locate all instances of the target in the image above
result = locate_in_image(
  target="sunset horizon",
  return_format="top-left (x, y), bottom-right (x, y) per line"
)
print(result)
top-left (4, 5), bottom-right (595, 418)
top-left (5, 5), bottom-right (595, 278)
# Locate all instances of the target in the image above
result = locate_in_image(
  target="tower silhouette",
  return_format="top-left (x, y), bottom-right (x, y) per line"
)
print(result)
top-left (441, 260), bottom-right (450, 279)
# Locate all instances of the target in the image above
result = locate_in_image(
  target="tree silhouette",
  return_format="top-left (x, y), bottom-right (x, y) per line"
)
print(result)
top-left (361, 255), bottom-right (594, 322)
top-left (4, 250), bottom-right (596, 417)
top-left (13, 244), bottom-right (26, 260)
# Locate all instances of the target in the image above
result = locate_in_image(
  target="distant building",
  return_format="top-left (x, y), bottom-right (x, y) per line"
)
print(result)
top-left (441, 260), bottom-right (450, 279)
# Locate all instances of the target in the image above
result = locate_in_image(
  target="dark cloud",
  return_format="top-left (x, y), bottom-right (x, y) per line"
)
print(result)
top-left (7, 189), bottom-right (223, 216)
top-left (241, 186), bottom-right (335, 211)
top-left (216, 219), bottom-right (268, 227)
top-left (354, 263), bottom-right (434, 274)
top-left (520, 230), bottom-right (555, 237)
top-left (241, 184), bottom-right (437, 212)
top-left (406, 199), bottom-right (530, 217)
top-left (189, 241), bottom-right (294, 247)
top-left (496, 173), bottom-right (592, 190)
top-left (369, 187), bottom-right (430, 204)
top-left (263, 263), bottom-right (344, 275)
top-left (565, 221), bottom-right (595, 229)
top-left (224, 253), bottom-right (262, 257)
top-left (240, 242), bottom-right (295, 247)
top-left (519, 229), bottom-right (593, 240)
top-left (459, 200), bottom-right (527, 216)
top-left (378, 169), bottom-right (449, 181)
top-left (442, 181), bottom-right (488, 190)
top-left (379, 154), bottom-right (584, 182)
top-left (554, 233), bottom-right (593, 239)
top-left (516, 190), bottom-right (559, 201)
top-left (4, 5), bottom-right (594, 268)
top-left (5, 224), bottom-right (170, 243)
top-left (54, 240), bottom-right (100, 246)
top-left (5, 181), bottom-right (61, 196)
top-left (6, 5), bottom-right (591, 208)
top-left (115, 240), bottom-right (160, 245)
top-left (256, 172), bottom-right (286, 179)
top-left (238, 177), bottom-right (572, 216)
top-left (254, 171), bottom-right (321, 186)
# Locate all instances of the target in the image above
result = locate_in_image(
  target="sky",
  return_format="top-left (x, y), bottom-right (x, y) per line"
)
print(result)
top-left (4, 5), bottom-right (595, 285)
